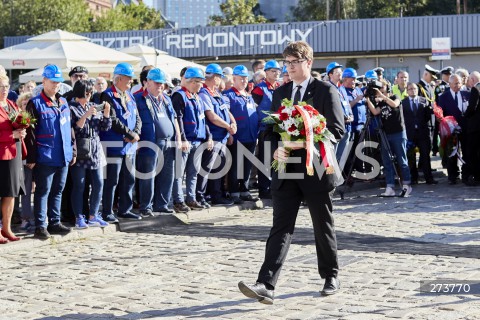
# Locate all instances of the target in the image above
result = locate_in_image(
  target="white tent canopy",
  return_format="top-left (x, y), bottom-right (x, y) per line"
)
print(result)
top-left (120, 44), bottom-right (205, 78)
top-left (0, 29), bottom-right (141, 80)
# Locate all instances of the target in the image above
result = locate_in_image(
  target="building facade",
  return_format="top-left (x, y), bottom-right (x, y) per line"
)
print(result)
top-left (150, 0), bottom-right (222, 28)
top-left (84, 0), bottom-right (112, 12)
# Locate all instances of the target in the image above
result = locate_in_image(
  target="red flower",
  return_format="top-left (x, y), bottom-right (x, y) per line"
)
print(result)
top-left (300, 128), bottom-right (306, 136)
top-left (288, 124), bottom-right (297, 132)
top-left (278, 106), bottom-right (285, 113)
top-left (279, 112), bottom-right (289, 121)
top-left (314, 126), bottom-right (321, 134)
top-left (291, 109), bottom-right (299, 117)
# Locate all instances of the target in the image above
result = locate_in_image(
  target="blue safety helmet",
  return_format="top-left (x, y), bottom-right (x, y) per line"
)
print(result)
top-left (281, 65), bottom-right (288, 75)
top-left (205, 63), bottom-right (224, 77)
top-left (365, 70), bottom-right (378, 80)
top-left (42, 65), bottom-right (64, 82)
top-left (147, 68), bottom-right (167, 83)
top-left (114, 63), bottom-right (135, 77)
top-left (264, 60), bottom-right (281, 71)
top-left (326, 62), bottom-right (343, 74)
top-left (342, 68), bottom-right (357, 79)
top-left (232, 65), bottom-right (249, 77)
top-left (184, 67), bottom-right (206, 80)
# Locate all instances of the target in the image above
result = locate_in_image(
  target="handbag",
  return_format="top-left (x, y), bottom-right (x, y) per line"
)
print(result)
top-left (76, 127), bottom-right (94, 160)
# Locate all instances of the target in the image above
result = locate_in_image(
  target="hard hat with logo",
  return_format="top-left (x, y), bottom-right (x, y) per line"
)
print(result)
top-left (205, 63), bottom-right (224, 77)
top-left (184, 67), bottom-right (206, 80)
top-left (365, 70), bottom-right (378, 80)
top-left (342, 68), bottom-right (357, 79)
top-left (42, 65), bottom-right (64, 82)
top-left (264, 60), bottom-right (281, 71)
top-left (233, 65), bottom-right (249, 77)
top-left (114, 63), bottom-right (135, 77)
top-left (326, 62), bottom-right (343, 74)
top-left (147, 68), bottom-right (167, 84)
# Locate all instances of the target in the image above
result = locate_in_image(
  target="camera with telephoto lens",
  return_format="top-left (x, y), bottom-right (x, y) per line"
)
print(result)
top-left (365, 79), bottom-right (383, 102)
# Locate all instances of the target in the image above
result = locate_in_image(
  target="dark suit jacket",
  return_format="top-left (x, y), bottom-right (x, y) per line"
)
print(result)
top-left (417, 79), bottom-right (435, 107)
top-left (465, 86), bottom-right (480, 133)
top-left (0, 99), bottom-right (27, 160)
top-left (438, 89), bottom-right (470, 131)
top-left (265, 78), bottom-right (345, 192)
top-left (401, 96), bottom-right (431, 141)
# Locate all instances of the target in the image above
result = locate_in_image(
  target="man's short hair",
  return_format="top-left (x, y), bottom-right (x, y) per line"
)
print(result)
top-left (180, 66), bottom-right (191, 78)
top-left (251, 60), bottom-right (266, 71)
top-left (140, 66), bottom-right (155, 85)
top-left (282, 41), bottom-right (313, 61)
top-left (397, 70), bottom-right (408, 77)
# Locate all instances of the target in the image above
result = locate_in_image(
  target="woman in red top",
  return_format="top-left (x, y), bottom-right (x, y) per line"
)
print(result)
top-left (0, 74), bottom-right (27, 243)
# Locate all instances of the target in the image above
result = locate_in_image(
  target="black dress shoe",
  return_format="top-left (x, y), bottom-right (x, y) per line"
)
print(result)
top-left (238, 281), bottom-right (274, 305)
top-left (259, 191), bottom-right (272, 199)
top-left (240, 194), bottom-right (259, 202)
top-left (321, 277), bottom-right (340, 296)
top-left (47, 223), bottom-right (72, 235)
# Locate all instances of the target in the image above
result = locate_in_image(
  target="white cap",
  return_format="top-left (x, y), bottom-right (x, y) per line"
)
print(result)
top-left (223, 67), bottom-right (233, 75)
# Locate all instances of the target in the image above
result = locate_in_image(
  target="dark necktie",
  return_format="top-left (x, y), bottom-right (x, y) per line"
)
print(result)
top-left (293, 85), bottom-right (302, 105)
top-left (411, 98), bottom-right (417, 113)
top-left (454, 92), bottom-right (459, 108)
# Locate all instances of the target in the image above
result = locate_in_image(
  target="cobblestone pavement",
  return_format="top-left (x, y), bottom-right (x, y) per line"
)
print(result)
top-left (1, 165), bottom-right (480, 319)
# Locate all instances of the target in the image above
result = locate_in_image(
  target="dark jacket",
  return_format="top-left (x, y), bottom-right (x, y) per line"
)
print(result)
top-left (401, 96), bottom-right (432, 141)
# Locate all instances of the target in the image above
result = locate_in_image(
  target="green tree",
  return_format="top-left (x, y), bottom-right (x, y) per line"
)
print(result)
top-left (0, 0), bottom-right (92, 45)
top-left (290, 0), bottom-right (357, 21)
top-left (208, 0), bottom-right (268, 26)
top-left (91, 3), bottom-right (165, 32)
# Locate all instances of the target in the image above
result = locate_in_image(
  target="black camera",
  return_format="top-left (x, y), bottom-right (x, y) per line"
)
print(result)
top-left (365, 79), bottom-right (383, 101)
top-left (94, 102), bottom-right (105, 112)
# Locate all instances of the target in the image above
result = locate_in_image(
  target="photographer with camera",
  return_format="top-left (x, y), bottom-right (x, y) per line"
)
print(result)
top-left (365, 79), bottom-right (412, 197)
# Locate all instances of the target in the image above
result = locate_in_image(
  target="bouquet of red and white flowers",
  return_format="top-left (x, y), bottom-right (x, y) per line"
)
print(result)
top-left (263, 98), bottom-right (336, 175)
top-left (9, 110), bottom-right (37, 129)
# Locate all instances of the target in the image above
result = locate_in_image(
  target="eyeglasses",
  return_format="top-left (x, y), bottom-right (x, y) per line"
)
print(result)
top-left (283, 59), bottom-right (307, 67)
top-left (0, 85), bottom-right (10, 89)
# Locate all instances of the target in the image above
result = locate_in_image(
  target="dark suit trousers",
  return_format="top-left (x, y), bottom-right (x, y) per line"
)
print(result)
top-left (407, 134), bottom-right (433, 182)
top-left (257, 177), bottom-right (339, 288)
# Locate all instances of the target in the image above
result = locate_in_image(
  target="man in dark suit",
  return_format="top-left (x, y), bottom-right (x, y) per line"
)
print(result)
top-left (402, 82), bottom-right (438, 185)
top-left (238, 41), bottom-right (345, 304)
top-left (438, 74), bottom-right (470, 184)
top-left (464, 77), bottom-right (480, 185)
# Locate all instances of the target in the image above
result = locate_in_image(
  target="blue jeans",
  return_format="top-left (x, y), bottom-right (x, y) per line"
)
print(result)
top-left (33, 164), bottom-right (69, 228)
top-left (196, 142), bottom-right (225, 201)
top-left (336, 131), bottom-right (351, 164)
top-left (381, 131), bottom-right (411, 187)
top-left (102, 154), bottom-right (136, 216)
top-left (137, 140), bottom-right (175, 211)
top-left (173, 141), bottom-right (202, 203)
top-left (70, 166), bottom-right (103, 219)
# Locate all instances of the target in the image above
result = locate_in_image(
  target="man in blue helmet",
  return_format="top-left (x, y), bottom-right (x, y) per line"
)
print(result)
top-left (326, 62), bottom-right (343, 88)
top-left (251, 60), bottom-right (281, 199)
top-left (336, 68), bottom-right (355, 163)
top-left (25, 64), bottom-right (76, 239)
top-left (171, 67), bottom-right (212, 212)
top-left (197, 63), bottom-right (237, 206)
top-left (135, 68), bottom-right (182, 216)
top-left (100, 62), bottom-right (142, 222)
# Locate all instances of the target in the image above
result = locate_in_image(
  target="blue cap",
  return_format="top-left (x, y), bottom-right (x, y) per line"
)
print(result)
top-left (114, 63), bottom-right (135, 77)
top-left (147, 68), bottom-right (167, 83)
top-left (326, 62), bottom-right (343, 74)
top-left (365, 70), bottom-right (378, 80)
top-left (184, 67), bottom-right (206, 80)
top-left (342, 68), bottom-right (357, 79)
top-left (233, 65), bottom-right (249, 77)
top-left (205, 63), bottom-right (224, 77)
top-left (42, 65), bottom-right (64, 82)
top-left (264, 60), bottom-right (281, 71)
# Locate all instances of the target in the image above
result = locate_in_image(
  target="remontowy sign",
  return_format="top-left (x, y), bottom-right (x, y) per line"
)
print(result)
top-left (165, 28), bottom-right (313, 50)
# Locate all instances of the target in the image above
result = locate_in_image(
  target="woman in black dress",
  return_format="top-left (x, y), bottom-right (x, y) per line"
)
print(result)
top-left (0, 74), bottom-right (26, 243)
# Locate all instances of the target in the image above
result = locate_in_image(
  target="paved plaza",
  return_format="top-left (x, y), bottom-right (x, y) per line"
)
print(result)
top-left (1, 162), bottom-right (479, 319)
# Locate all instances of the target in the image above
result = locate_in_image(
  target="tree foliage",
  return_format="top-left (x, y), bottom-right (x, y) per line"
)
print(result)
top-left (208, 0), bottom-right (268, 26)
top-left (91, 3), bottom-right (165, 32)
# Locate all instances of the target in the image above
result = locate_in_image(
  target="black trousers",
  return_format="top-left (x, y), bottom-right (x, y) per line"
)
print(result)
top-left (407, 135), bottom-right (433, 182)
top-left (256, 178), bottom-right (338, 288)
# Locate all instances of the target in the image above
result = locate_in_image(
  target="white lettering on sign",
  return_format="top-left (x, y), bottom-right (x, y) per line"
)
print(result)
top-left (166, 28), bottom-right (313, 50)
top-left (90, 36), bottom-right (153, 49)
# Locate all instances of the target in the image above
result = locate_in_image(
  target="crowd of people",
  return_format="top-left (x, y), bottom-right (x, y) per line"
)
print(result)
top-left (0, 54), bottom-right (479, 243)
